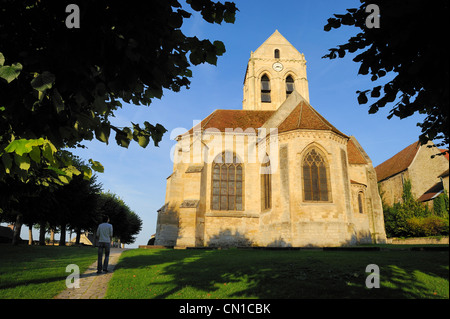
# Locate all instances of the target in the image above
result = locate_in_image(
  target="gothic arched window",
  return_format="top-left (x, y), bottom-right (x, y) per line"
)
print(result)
top-left (261, 74), bottom-right (271, 103)
top-left (212, 152), bottom-right (243, 211)
top-left (274, 49), bottom-right (280, 59)
top-left (261, 155), bottom-right (271, 210)
top-left (302, 148), bottom-right (331, 202)
top-left (286, 75), bottom-right (294, 97)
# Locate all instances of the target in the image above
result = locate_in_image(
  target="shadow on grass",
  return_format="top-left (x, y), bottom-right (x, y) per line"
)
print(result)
top-left (0, 275), bottom-right (68, 290)
top-left (0, 244), bottom-right (98, 298)
top-left (111, 248), bottom-right (449, 299)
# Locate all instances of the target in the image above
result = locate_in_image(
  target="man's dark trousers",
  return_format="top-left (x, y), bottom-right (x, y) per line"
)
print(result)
top-left (97, 242), bottom-right (111, 272)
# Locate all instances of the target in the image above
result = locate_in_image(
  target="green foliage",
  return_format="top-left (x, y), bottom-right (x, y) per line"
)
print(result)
top-left (433, 191), bottom-right (449, 217)
top-left (383, 180), bottom-right (449, 237)
top-left (0, 136), bottom-right (104, 186)
top-left (323, 0), bottom-right (449, 149)
top-left (0, 0), bottom-right (237, 185)
top-left (96, 192), bottom-right (143, 245)
top-left (406, 216), bottom-right (449, 237)
top-left (30, 71), bottom-right (55, 92)
top-left (383, 204), bottom-right (410, 238)
top-left (0, 0), bottom-right (236, 240)
top-left (0, 153), bottom-right (141, 246)
top-left (0, 53), bottom-right (22, 83)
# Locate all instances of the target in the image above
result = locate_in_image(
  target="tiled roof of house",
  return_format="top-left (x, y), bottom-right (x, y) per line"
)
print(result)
top-left (374, 141), bottom-right (421, 182)
top-left (418, 182), bottom-right (444, 202)
top-left (439, 149), bottom-right (449, 160)
top-left (439, 169), bottom-right (449, 178)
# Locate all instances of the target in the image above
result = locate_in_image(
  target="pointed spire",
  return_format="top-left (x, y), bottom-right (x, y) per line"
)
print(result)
top-left (254, 30), bottom-right (301, 56)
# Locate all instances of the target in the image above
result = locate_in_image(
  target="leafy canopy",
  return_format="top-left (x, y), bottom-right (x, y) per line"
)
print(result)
top-left (0, 0), bottom-right (238, 183)
top-left (323, 0), bottom-right (449, 151)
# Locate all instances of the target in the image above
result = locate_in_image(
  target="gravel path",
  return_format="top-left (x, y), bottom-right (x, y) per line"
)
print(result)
top-left (54, 248), bottom-right (127, 299)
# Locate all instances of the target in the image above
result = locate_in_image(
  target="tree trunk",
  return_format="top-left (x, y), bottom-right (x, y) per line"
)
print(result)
top-left (28, 225), bottom-right (33, 245)
top-left (12, 212), bottom-right (23, 245)
top-left (59, 223), bottom-right (66, 246)
top-left (50, 228), bottom-right (55, 244)
top-left (39, 222), bottom-right (46, 246)
top-left (92, 232), bottom-right (97, 247)
top-left (75, 228), bottom-right (81, 245)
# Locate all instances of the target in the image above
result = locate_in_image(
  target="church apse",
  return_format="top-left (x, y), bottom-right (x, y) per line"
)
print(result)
top-left (154, 31), bottom-right (387, 248)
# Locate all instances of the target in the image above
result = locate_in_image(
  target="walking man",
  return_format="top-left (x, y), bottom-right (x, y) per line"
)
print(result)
top-left (96, 215), bottom-right (113, 274)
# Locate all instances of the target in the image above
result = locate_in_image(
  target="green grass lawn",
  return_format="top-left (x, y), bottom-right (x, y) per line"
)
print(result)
top-left (106, 248), bottom-right (449, 299)
top-left (0, 245), bottom-right (448, 299)
top-left (0, 244), bottom-right (98, 299)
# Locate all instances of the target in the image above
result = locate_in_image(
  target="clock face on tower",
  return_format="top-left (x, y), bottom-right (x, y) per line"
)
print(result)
top-left (272, 62), bottom-right (284, 72)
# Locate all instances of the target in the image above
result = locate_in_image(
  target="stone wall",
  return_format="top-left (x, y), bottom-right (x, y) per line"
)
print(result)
top-left (408, 142), bottom-right (449, 199)
top-left (156, 129), bottom-right (387, 247)
top-left (378, 171), bottom-right (408, 207)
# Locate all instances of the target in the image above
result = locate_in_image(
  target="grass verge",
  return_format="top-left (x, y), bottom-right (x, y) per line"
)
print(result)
top-left (0, 244), bottom-right (98, 299)
top-left (106, 247), bottom-right (449, 299)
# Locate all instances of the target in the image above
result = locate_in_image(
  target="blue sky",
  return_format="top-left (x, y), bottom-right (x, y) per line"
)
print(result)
top-left (11, 0), bottom-right (436, 247)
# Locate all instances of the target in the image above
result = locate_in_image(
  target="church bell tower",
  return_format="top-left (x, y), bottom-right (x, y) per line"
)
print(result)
top-left (242, 30), bottom-right (310, 110)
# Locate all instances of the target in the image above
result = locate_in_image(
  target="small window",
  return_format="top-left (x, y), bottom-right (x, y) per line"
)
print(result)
top-left (274, 49), bottom-right (280, 59)
top-left (261, 155), bottom-right (271, 210)
top-left (286, 75), bottom-right (294, 97)
top-left (358, 192), bottom-right (364, 214)
top-left (261, 74), bottom-right (271, 103)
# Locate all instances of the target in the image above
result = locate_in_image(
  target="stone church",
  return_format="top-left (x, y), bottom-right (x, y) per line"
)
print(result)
top-left (155, 31), bottom-right (387, 247)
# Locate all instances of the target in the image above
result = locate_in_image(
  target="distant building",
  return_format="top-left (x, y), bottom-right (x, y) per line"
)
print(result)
top-left (147, 234), bottom-right (156, 245)
top-left (439, 169), bottom-right (449, 194)
top-left (375, 141), bottom-right (449, 207)
top-left (69, 231), bottom-right (122, 247)
top-left (70, 232), bottom-right (95, 246)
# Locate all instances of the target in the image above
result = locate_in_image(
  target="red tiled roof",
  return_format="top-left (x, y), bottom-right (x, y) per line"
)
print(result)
top-left (181, 104), bottom-right (372, 166)
top-left (439, 169), bottom-right (449, 178)
top-left (347, 139), bottom-right (367, 165)
top-left (184, 109), bottom-right (274, 135)
top-left (179, 102), bottom-right (380, 170)
top-left (439, 149), bottom-right (449, 160)
top-left (375, 141), bottom-right (421, 182)
top-left (186, 102), bottom-right (348, 138)
top-left (418, 182), bottom-right (443, 202)
top-left (277, 102), bottom-right (347, 138)
top-left (181, 102), bottom-right (374, 166)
